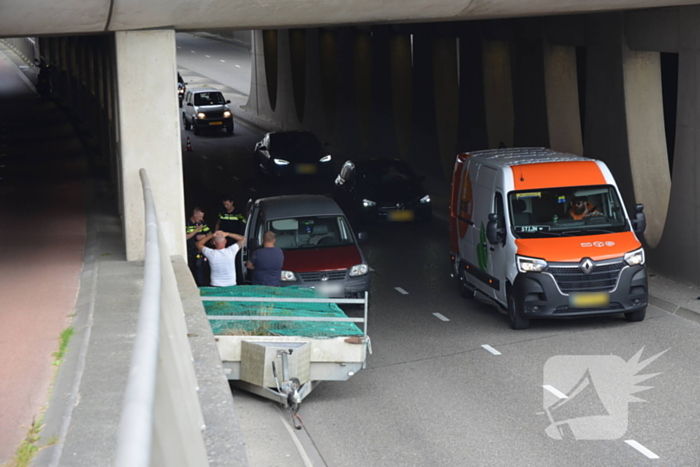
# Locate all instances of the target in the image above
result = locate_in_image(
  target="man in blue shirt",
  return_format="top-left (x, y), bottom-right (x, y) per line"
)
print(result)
top-left (246, 231), bottom-right (284, 286)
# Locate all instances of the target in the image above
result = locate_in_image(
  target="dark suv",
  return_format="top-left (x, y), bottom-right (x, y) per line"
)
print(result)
top-left (182, 87), bottom-right (234, 135)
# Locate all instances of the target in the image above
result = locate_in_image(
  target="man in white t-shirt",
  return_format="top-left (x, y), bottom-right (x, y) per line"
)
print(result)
top-left (196, 230), bottom-right (246, 286)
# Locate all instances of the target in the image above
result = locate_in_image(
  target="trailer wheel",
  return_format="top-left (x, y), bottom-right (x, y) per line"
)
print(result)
top-left (508, 294), bottom-right (530, 330)
top-left (624, 307), bottom-right (646, 322)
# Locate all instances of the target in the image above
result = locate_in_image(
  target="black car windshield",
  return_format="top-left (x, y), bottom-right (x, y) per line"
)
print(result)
top-left (266, 215), bottom-right (355, 250)
top-left (357, 161), bottom-right (416, 187)
top-left (268, 132), bottom-right (322, 152)
top-left (194, 92), bottom-right (225, 105)
top-left (508, 185), bottom-right (629, 238)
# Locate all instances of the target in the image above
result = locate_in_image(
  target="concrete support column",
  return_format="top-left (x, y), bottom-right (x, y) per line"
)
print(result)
top-left (115, 29), bottom-right (185, 261)
top-left (622, 46), bottom-right (671, 248)
top-left (512, 34), bottom-right (549, 148)
top-left (390, 30), bottom-right (413, 160)
top-left (544, 44), bottom-right (583, 155)
top-left (457, 27), bottom-right (488, 152)
top-left (482, 40), bottom-right (514, 149)
top-left (432, 36), bottom-right (460, 179)
top-left (301, 28), bottom-right (329, 138)
top-left (353, 28), bottom-right (373, 150)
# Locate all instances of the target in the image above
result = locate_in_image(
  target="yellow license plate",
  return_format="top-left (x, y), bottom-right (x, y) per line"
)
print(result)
top-left (388, 209), bottom-right (415, 222)
top-left (295, 163), bottom-right (317, 174)
top-left (569, 292), bottom-right (610, 308)
top-left (209, 121), bottom-right (223, 126)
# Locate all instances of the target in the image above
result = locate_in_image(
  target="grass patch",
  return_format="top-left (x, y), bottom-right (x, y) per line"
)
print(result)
top-left (3, 327), bottom-right (74, 466)
top-left (52, 327), bottom-right (74, 366)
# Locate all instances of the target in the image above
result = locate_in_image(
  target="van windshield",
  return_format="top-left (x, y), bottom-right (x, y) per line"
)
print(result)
top-left (508, 185), bottom-right (629, 238)
top-left (266, 215), bottom-right (356, 250)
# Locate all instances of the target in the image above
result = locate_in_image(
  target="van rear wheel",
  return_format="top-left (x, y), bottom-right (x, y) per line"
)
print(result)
top-left (624, 307), bottom-right (646, 322)
top-left (508, 295), bottom-right (530, 330)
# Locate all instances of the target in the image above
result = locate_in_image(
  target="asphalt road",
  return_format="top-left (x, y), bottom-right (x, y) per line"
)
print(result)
top-left (176, 34), bottom-right (700, 466)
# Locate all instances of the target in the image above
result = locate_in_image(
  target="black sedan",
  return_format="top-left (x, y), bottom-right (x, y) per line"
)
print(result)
top-left (334, 159), bottom-right (432, 224)
top-left (253, 131), bottom-right (333, 179)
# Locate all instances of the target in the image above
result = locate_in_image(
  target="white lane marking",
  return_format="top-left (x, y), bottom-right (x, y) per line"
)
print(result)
top-left (201, 155), bottom-right (208, 160)
top-left (625, 440), bottom-right (659, 459)
top-left (543, 385), bottom-right (568, 399)
top-left (433, 313), bottom-right (449, 322)
top-left (216, 165), bottom-right (223, 170)
top-left (205, 55), bottom-right (211, 58)
top-left (220, 59), bottom-right (226, 63)
top-left (481, 345), bottom-right (501, 356)
top-left (233, 176), bottom-right (239, 181)
top-left (235, 64), bottom-right (241, 68)
top-left (394, 287), bottom-right (408, 295)
top-left (369, 267), bottom-right (375, 272)
top-left (190, 50), bottom-right (196, 53)
top-left (278, 412), bottom-right (313, 467)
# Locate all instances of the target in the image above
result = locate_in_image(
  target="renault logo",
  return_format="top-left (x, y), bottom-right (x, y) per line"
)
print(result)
top-left (321, 273), bottom-right (329, 281)
top-left (580, 258), bottom-right (594, 275)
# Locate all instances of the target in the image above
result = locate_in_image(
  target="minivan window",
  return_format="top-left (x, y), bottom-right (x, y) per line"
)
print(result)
top-left (508, 185), bottom-right (628, 238)
top-left (194, 92), bottom-right (226, 106)
top-left (266, 215), bottom-right (355, 250)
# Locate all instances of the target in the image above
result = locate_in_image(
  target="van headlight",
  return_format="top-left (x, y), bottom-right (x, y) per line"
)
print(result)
top-left (349, 264), bottom-right (368, 277)
top-left (624, 248), bottom-right (645, 266)
top-left (362, 199), bottom-right (376, 208)
top-left (274, 159), bottom-right (290, 166)
top-left (420, 195), bottom-right (431, 204)
top-left (517, 255), bottom-right (547, 273)
top-left (281, 270), bottom-right (297, 281)
top-left (320, 155), bottom-right (332, 163)
top-left (223, 110), bottom-right (232, 118)
top-left (196, 112), bottom-right (206, 119)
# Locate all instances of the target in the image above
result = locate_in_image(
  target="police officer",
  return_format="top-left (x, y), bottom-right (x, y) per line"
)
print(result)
top-left (216, 196), bottom-right (246, 235)
top-left (186, 206), bottom-right (211, 286)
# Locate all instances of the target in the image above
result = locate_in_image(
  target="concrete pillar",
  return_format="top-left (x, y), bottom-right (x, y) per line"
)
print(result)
top-left (115, 29), bottom-right (185, 261)
top-left (482, 40), bottom-right (514, 149)
top-left (622, 46), bottom-right (671, 248)
top-left (456, 27), bottom-right (488, 152)
top-left (512, 36), bottom-right (550, 148)
top-left (301, 28), bottom-right (329, 139)
top-left (389, 31), bottom-right (413, 160)
top-left (353, 28), bottom-right (373, 150)
top-left (289, 29), bottom-right (306, 123)
top-left (432, 36), bottom-right (460, 180)
top-left (544, 44), bottom-right (584, 155)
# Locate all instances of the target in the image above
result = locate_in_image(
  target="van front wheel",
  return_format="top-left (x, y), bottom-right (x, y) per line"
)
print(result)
top-left (624, 307), bottom-right (646, 322)
top-left (508, 295), bottom-right (530, 330)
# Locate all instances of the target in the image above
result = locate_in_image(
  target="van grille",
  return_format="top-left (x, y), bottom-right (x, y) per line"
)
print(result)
top-left (547, 262), bottom-right (624, 293)
top-left (298, 270), bottom-right (347, 282)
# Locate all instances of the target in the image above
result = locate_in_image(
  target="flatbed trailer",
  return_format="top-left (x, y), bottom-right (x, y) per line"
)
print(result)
top-left (201, 286), bottom-right (371, 412)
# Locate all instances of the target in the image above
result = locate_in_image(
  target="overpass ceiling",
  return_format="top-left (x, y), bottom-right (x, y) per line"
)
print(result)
top-left (2, 0), bottom-right (700, 36)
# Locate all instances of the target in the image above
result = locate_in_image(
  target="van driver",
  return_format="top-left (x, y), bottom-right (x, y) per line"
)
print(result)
top-left (567, 196), bottom-right (602, 220)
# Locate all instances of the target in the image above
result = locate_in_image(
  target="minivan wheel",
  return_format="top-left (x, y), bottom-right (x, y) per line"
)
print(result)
top-left (508, 295), bottom-right (530, 330)
top-left (624, 307), bottom-right (646, 322)
top-left (193, 124), bottom-right (201, 136)
top-left (226, 124), bottom-right (234, 135)
top-left (183, 116), bottom-right (191, 131)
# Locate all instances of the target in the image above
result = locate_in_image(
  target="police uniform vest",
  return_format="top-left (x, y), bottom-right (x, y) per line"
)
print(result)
top-left (218, 210), bottom-right (246, 234)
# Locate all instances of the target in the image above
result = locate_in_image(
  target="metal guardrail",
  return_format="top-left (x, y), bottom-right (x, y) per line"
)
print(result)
top-left (114, 169), bottom-right (208, 467)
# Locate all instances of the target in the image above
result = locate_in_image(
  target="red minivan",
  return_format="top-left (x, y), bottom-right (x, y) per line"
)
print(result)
top-left (242, 195), bottom-right (370, 298)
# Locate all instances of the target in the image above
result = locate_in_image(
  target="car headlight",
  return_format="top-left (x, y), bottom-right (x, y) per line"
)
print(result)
top-left (624, 248), bottom-right (645, 266)
top-left (281, 270), bottom-right (297, 281)
top-left (362, 199), bottom-right (376, 208)
top-left (223, 111), bottom-right (231, 118)
top-left (420, 194), bottom-right (431, 204)
top-left (273, 159), bottom-right (290, 166)
top-left (516, 255), bottom-right (547, 273)
top-left (196, 112), bottom-right (206, 119)
top-left (320, 155), bottom-right (332, 163)
top-left (349, 264), bottom-right (368, 277)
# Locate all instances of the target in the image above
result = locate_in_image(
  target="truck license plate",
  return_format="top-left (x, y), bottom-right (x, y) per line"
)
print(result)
top-left (295, 163), bottom-right (317, 174)
top-left (209, 121), bottom-right (223, 125)
top-left (569, 292), bottom-right (610, 308)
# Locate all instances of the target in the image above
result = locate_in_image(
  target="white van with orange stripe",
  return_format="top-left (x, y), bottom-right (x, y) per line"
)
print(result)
top-left (449, 148), bottom-right (648, 329)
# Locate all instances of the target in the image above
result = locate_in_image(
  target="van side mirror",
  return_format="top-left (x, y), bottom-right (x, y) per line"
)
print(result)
top-left (486, 213), bottom-right (505, 245)
top-left (632, 204), bottom-right (646, 235)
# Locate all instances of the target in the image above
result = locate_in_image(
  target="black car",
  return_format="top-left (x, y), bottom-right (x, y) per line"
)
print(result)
top-left (253, 131), bottom-right (333, 179)
top-left (334, 159), bottom-right (432, 224)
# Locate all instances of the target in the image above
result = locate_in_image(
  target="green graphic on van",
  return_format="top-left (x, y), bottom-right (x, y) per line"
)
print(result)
top-left (477, 223), bottom-right (488, 271)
